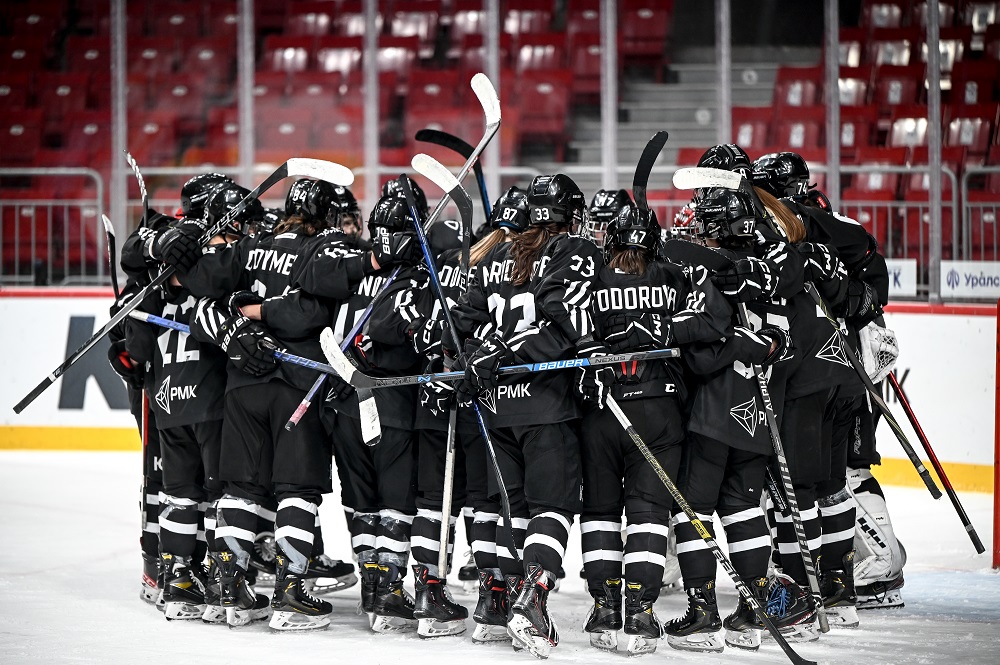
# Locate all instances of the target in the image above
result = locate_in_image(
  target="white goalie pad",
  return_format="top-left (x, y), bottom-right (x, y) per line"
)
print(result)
top-left (858, 322), bottom-right (899, 383)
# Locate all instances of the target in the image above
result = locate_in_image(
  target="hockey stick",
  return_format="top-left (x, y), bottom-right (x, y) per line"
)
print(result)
top-left (406, 153), bottom-right (522, 568)
top-left (125, 151), bottom-right (150, 227)
top-left (101, 214), bottom-right (121, 300)
top-left (887, 372), bottom-right (985, 553)
top-left (421, 73), bottom-right (500, 234)
top-left (415, 128), bottom-right (492, 217)
top-left (802, 283), bottom-right (942, 499)
top-left (605, 395), bottom-right (816, 665)
top-left (13, 159), bottom-right (353, 414)
top-left (314, 343), bottom-right (681, 389)
top-left (632, 131), bottom-right (669, 211)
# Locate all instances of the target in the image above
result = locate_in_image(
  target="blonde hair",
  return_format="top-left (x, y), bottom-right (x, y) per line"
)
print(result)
top-left (509, 224), bottom-right (568, 285)
top-left (754, 187), bottom-right (806, 243)
top-left (470, 228), bottom-right (509, 266)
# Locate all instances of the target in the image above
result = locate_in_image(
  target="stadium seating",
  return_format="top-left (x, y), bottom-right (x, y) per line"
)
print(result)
top-left (619, 0), bottom-right (671, 79)
top-left (773, 106), bottom-right (826, 150)
top-left (732, 107), bottom-right (773, 152)
top-left (286, 2), bottom-right (335, 37)
top-left (261, 36), bottom-right (312, 74)
top-left (873, 64), bottom-right (925, 112)
top-left (888, 104), bottom-right (930, 147)
top-left (389, 0), bottom-right (442, 58)
top-left (862, 1), bottom-right (906, 29)
top-left (0, 110), bottom-right (44, 167)
top-left (869, 28), bottom-right (921, 66)
top-left (773, 65), bottom-right (823, 109)
top-left (839, 65), bottom-right (873, 106)
top-left (516, 69), bottom-right (573, 159)
top-left (950, 60), bottom-right (999, 106)
top-left (515, 33), bottom-right (567, 72)
top-left (0, 72), bottom-right (31, 110)
top-left (840, 105), bottom-right (879, 157)
top-left (504, 0), bottom-right (554, 36)
top-left (945, 103), bottom-right (1000, 156)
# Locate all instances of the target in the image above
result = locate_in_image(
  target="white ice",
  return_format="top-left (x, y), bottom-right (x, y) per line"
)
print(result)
top-left (0, 451), bottom-right (997, 664)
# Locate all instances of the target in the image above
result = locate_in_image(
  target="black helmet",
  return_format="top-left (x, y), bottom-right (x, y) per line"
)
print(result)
top-left (603, 205), bottom-right (660, 264)
top-left (691, 187), bottom-right (759, 245)
top-left (330, 185), bottom-right (361, 218)
top-left (285, 178), bottom-right (338, 224)
top-left (697, 144), bottom-right (752, 178)
top-left (489, 186), bottom-right (530, 233)
top-left (205, 183), bottom-right (262, 237)
top-left (368, 193), bottom-right (420, 239)
top-left (526, 174), bottom-right (586, 227)
top-left (588, 188), bottom-right (632, 245)
top-left (180, 172), bottom-right (233, 219)
top-left (751, 152), bottom-right (812, 198)
top-left (252, 207), bottom-right (284, 237)
top-left (382, 175), bottom-right (428, 216)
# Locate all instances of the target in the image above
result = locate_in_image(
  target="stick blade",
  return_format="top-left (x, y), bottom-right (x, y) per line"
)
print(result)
top-left (415, 128), bottom-right (475, 160)
top-left (632, 131), bottom-right (669, 210)
top-left (470, 73), bottom-right (501, 126)
top-left (412, 153), bottom-right (460, 193)
top-left (286, 158), bottom-right (354, 186)
top-left (672, 167), bottom-right (744, 191)
top-left (358, 389), bottom-right (382, 447)
top-left (101, 214), bottom-right (115, 238)
top-left (319, 328), bottom-right (358, 383)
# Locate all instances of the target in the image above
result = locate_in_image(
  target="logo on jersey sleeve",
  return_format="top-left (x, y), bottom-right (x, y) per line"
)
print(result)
top-left (155, 375), bottom-right (198, 415)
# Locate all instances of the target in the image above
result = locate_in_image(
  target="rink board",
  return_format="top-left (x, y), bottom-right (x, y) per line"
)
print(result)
top-left (0, 289), bottom-right (995, 492)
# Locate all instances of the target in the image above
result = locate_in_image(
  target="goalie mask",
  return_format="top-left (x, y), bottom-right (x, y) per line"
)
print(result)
top-left (603, 204), bottom-right (660, 264)
top-left (285, 178), bottom-right (338, 226)
top-left (489, 186), bottom-right (530, 233)
top-left (691, 187), bottom-right (759, 246)
top-left (180, 172), bottom-right (233, 220)
top-left (368, 193), bottom-right (420, 240)
top-left (205, 183), bottom-right (262, 237)
top-left (587, 188), bottom-right (632, 246)
top-left (751, 151), bottom-right (812, 198)
top-left (382, 175), bottom-right (428, 216)
top-left (526, 174), bottom-right (586, 230)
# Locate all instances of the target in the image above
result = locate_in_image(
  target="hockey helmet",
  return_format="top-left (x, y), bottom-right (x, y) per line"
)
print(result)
top-left (285, 178), bottom-right (340, 225)
top-left (603, 204), bottom-right (661, 264)
top-left (751, 152), bottom-right (812, 198)
top-left (329, 185), bottom-right (363, 236)
top-left (368, 193), bottom-right (420, 239)
top-left (382, 175), bottom-right (428, 216)
top-left (180, 172), bottom-right (233, 220)
top-left (526, 174), bottom-right (586, 229)
top-left (691, 187), bottom-right (759, 245)
top-left (587, 188), bottom-right (633, 246)
top-left (697, 144), bottom-right (753, 179)
top-left (489, 186), bottom-right (530, 233)
top-left (205, 183), bottom-right (263, 237)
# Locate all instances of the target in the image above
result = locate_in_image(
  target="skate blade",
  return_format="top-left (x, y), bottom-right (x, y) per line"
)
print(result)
top-left (460, 579), bottom-right (478, 596)
top-left (371, 614), bottom-right (418, 633)
top-left (417, 617), bottom-right (468, 638)
top-left (225, 606), bottom-right (270, 628)
top-left (857, 590), bottom-right (903, 610)
top-left (164, 601), bottom-right (207, 620)
top-left (625, 634), bottom-right (658, 656)
top-left (507, 614), bottom-right (555, 659)
top-left (269, 610), bottom-right (332, 631)
top-left (826, 605), bottom-right (860, 628)
top-left (202, 605), bottom-right (227, 624)
top-left (666, 631), bottom-right (724, 653)
top-left (724, 628), bottom-right (761, 651)
top-left (472, 623), bottom-right (511, 643)
top-left (777, 621), bottom-right (820, 643)
top-left (140, 584), bottom-right (159, 605)
top-left (156, 590), bottom-right (165, 612)
top-left (306, 573), bottom-right (359, 595)
top-left (588, 629), bottom-right (618, 652)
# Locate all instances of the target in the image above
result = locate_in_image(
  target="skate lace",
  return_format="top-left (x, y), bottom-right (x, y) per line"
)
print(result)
top-left (298, 578), bottom-right (323, 605)
top-left (767, 586), bottom-right (790, 619)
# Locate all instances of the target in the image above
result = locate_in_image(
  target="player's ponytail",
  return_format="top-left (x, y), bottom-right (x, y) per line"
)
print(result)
top-left (754, 186), bottom-right (806, 243)
top-left (509, 224), bottom-right (567, 285)
top-left (607, 247), bottom-right (648, 276)
top-left (470, 228), bottom-right (508, 266)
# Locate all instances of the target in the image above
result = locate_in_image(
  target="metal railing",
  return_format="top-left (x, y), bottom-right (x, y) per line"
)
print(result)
top-left (961, 165), bottom-right (1000, 262)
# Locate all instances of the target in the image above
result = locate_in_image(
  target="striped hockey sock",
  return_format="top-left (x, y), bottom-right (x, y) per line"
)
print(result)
top-left (581, 516), bottom-right (623, 591)
top-left (275, 497), bottom-right (319, 575)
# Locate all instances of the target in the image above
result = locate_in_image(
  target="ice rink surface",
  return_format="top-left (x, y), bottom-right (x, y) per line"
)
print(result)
top-left (0, 451), bottom-right (996, 664)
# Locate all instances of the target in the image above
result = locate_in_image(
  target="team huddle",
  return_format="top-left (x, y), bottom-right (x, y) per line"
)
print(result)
top-left (108, 141), bottom-right (906, 659)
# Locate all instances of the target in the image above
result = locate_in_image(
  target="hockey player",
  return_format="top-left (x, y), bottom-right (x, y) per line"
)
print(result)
top-left (580, 202), bottom-right (732, 655)
top-left (450, 174), bottom-right (602, 658)
top-left (587, 189), bottom-right (632, 247)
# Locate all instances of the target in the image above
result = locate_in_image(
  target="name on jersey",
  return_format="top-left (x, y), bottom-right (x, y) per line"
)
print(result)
top-left (245, 248), bottom-right (296, 275)
top-left (438, 263), bottom-right (465, 289)
top-left (357, 274), bottom-right (388, 297)
top-left (481, 256), bottom-right (550, 285)
top-left (594, 285), bottom-right (677, 312)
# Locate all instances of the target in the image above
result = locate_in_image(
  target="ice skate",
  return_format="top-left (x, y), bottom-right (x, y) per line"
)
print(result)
top-left (821, 552), bottom-right (859, 627)
top-left (584, 578), bottom-right (622, 652)
top-left (622, 582), bottom-right (663, 656)
top-left (160, 553), bottom-right (207, 620)
top-left (268, 554), bottom-right (333, 631)
top-left (856, 574), bottom-right (904, 610)
top-left (219, 551), bottom-right (270, 628)
top-left (202, 557), bottom-right (226, 624)
top-left (358, 561), bottom-right (380, 625)
top-left (472, 570), bottom-right (511, 643)
top-left (371, 564), bottom-right (418, 633)
top-left (140, 553), bottom-right (161, 607)
top-left (664, 581), bottom-right (724, 653)
top-left (413, 564), bottom-right (468, 637)
top-left (459, 551), bottom-right (478, 593)
top-left (304, 554), bottom-right (357, 595)
top-left (765, 572), bottom-right (819, 642)
top-left (507, 564), bottom-right (559, 659)
top-left (723, 578), bottom-right (767, 651)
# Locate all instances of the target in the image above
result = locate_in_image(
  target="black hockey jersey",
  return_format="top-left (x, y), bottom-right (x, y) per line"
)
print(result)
top-left (452, 233), bottom-right (604, 428)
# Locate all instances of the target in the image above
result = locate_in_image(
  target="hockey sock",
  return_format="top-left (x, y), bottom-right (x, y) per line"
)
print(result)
top-left (496, 514), bottom-right (528, 578)
top-left (818, 486), bottom-right (856, 571)
top-left (193, 501), bottom-right (209, 564)
top-left (718, 504), bottom-right (771, 582)
top-left (216, 494), bottom-right (260, 570)
top-left (141, 480), bottom-right (162, 558)
top-left (524, 511), bottom-right (572, 575)
top-left (351, 511), bottom-right (379, 564)
top-left (159, 494), bottom-right (199, 558)
top-left (312, 512), bottom-right (324, 558)
top-left (258, 504), bottom-right (276, 535)
top-left (471, 510), bottom-right (500, 570)
top-left (463, 507), bottom-right (475, 550)
top-left (275, 497), bottom-right (320, 575)
top-left (376, 509), bottom-right (414, 570)
top-left (203, 499), bottom-right (219, 553)
top-left (773, 487), bottom-right (821, 586)
top-left (672, 511), bottom-right (717, 589)
top-left (581, 516), bottom-right (624, 593)
top-left (623, 517), bottom-right (672, 599)
top-left (848, 467), bottom-right (904, 584)
top-left (411, 508), bottom-right (457, 577)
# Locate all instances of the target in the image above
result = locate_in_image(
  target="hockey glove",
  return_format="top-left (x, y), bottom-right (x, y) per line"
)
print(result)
top-left (603, 312), bottom-right (674, 353)
top-left (325, 372), bottom-right (355, 401)
top-left (419, 358), bottom-right (457, 417)
top-left (461, 333), bottom-right (512, 397)
top-left (372, 231), bottom-right (424, 269)
top-left (576, 338), bottom-right (615, 409)
top-left (408, 317), bottom-right (445, 357)
top-left (227, 290), bottom-right (264, 317)
top-left (756, 326), bottom-right (794, 367)
top-left (148, 219), bottom-right (206, 273)
top-left (219, 314), bottom-right (280, 377)
top-left (859, 322), bottom-right (899, 383)
top-left (108, 338), bottom-right (145, 389)
top-left (842, 279), bottom-right (882, 326)
top-left (798, 242), bottom-right (845, 283)
top-left (712, 257), bottom-right (777, 302)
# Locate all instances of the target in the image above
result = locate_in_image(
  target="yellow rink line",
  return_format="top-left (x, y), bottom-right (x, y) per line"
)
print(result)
top-left (0, 426), bottom-right (994, 494)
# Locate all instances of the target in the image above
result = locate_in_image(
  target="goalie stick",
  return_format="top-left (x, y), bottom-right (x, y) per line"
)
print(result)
top-left (415, 128), bottom-right (492, 217)
top-left (14, 158), bottom-right (354, 414)
top-left (605, 395), bottom-right (817, 665)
